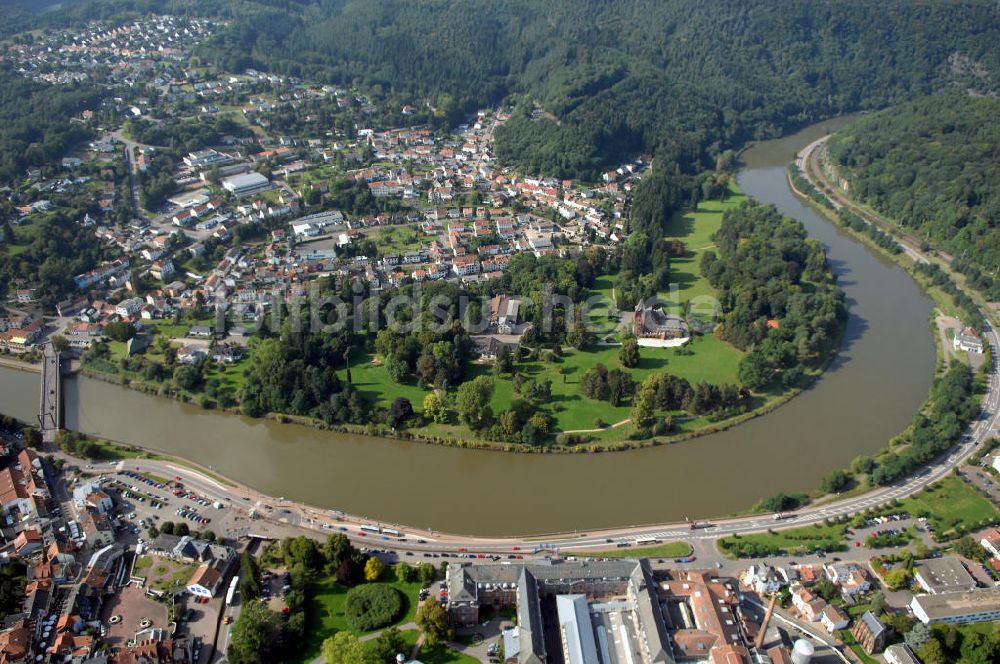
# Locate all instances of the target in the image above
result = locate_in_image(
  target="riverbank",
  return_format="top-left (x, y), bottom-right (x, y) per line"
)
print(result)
top-left (0, 355), bottom-right (40, 373)
top-left (785, 135), bottom-right (992, 504)
top-left (79, 359), bottom-right (816, 454)
top-left (793, 136), bottom-right (999, 332)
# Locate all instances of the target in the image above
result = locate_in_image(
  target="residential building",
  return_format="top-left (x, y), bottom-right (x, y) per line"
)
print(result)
top-left (851, 611), bottom-right (887, 654)
top-left (73, 258), bottom-right (131, 290)
top-left (73, 482), bottom-right (113, 514)
top-left (0, 318), bottom-right (43, 353)
top-left (953, 327), bottom-right (985, 354)
top-left (0, 619), bottom-right (33, 663)
top-left (820, 605), bottom-right (849, 633)
top-left (79, 509), bottom-right (115, 548)
top-left (488, 295), bottom-right (521, 334)
top-left (13, 528), bottom-right (44, 557)
top-left (187, 563), bottom-right (224, 598)
top-left (0, 449), bottom-right (47, 521)
top-left (979, 528), bottom-right (1000, 558)
top-left (115, 297), bottom-right (144, 317)
top-left (741, 564), bottom-right (784, 595)
top-left (792, 588), bottom-right (825, 622)
top-left (149, 259), bottom-right (175, 281)
top-left (15, 288), bottom-right (37, 304)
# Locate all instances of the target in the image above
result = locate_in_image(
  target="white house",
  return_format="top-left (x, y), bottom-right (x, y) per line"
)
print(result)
top-left (115, 297), bottom-right (144, 317)
top-left (186, 563), bottom-right (224, 598)
top-left (741, 564), bottom-right (784, 595)
top-left (72, 482), bottom-right (112, 513)
top-left (979, 528), bottom-right (1000, 558)
top-left (953, 327), bottom-right (985, 354)
top-left (792, 587), bottom-right (826, 622)
top-left (820, 605), bottom-right (850, 633)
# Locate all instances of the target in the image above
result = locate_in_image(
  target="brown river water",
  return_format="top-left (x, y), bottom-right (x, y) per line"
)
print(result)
top-left (0, 118), bottom-right (936, 535)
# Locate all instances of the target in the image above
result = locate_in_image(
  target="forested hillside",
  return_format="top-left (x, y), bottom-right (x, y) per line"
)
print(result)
top-left (0, 67), bottom-right (100, 183)
top-left (828, 95), bottom-right (1000, 300)
top-left (34, 0), bottom-right (1000, 179)
top-left (0, 68), bottom-right (101, 181)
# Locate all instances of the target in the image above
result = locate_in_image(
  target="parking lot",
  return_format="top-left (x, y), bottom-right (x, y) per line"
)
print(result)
top-left (87, 466), bottom-right (253, 541)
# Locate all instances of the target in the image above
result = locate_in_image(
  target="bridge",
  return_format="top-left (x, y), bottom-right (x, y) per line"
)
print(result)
top-left (38, 344), bottom-right (61, 443)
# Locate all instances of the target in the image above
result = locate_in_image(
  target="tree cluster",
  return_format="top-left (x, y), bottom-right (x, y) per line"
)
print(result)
top-left (870, 364), bottom-right (979, 486)
top-left (702, 202), bottom-right (846, 390)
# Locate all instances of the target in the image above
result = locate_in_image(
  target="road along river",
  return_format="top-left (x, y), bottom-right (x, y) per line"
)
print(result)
top-left (0, 118), bottom-right (937, 536)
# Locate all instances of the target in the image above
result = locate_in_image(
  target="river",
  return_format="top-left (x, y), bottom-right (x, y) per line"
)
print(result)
top-left (0, 118), bottom-right (936, 536)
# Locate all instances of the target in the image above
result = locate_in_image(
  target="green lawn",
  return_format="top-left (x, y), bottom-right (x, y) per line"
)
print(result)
top-left (338, 352), bottom-right (432, 412)
top-left (838, 630), bottom-right (880, 664)
top-left (142, 319), bottom-right (192, 339)
top-left (372, 226), bottom-right (425, 254)
top-left (476, 333), bottom-right (743, 433)
top-left (291, 569), bottom-right (424, 664)
top-left (580, 541), bottom-right (692, 558)
top-left (340, 331), bottom-right (743, 439)
top-left (659, 187), bottom-right (746, 309)
top-left (889, 475), bottom-right (999, 537)
top-left (717, 524), bottom-right (848, 558)
top-left (400, 630), bottom-right (479, 664)
top-left (204, 360), bottom-right (249, 394)
top-left (85, 438), bottom-right (161, 461)
top-left (135, 555), bottom-right (195, 594)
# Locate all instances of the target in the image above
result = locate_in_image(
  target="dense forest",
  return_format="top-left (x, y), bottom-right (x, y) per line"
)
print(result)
top-left (0, 210), bottom-right (113, 307)
top-left (701, 202), bottom-right (846, 390)
top-left (0, 67), bottom-right (100, 184)
top-left (828, 95), bottom-right (1000, 300)
top-left (24, 0), bottom-right (1000, 180)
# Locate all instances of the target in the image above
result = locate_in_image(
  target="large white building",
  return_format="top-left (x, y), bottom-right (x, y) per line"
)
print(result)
top-left (221, 172), bottom-right (271, 198)
top-left (913, 558), bottom-right (978, 595)
top-left (910, 588), bottom-right (1000, 624)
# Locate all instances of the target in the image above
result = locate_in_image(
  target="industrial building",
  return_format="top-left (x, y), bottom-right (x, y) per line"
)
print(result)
top-left (445, 561), bottom-right (790, 664)
top-left (221, 172), bottom-right (272, 198)
top-left (910, 587), bottom-right (1000, 625)
top-left (913, 557), bottom-right (978, 595)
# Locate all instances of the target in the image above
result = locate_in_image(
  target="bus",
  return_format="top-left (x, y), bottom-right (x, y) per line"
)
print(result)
top-left (382, 528), bottom-right (402, 538)
top-left (635, 538), bottom-right (661, 546)
top-left (360, 525), bottom-right (381, 535)
top-left (225, 576), bottom-right (239, 606)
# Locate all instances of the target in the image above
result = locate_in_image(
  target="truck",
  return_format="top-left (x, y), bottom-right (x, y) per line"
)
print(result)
top-left (688, 522), bottom-right (712, 530)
